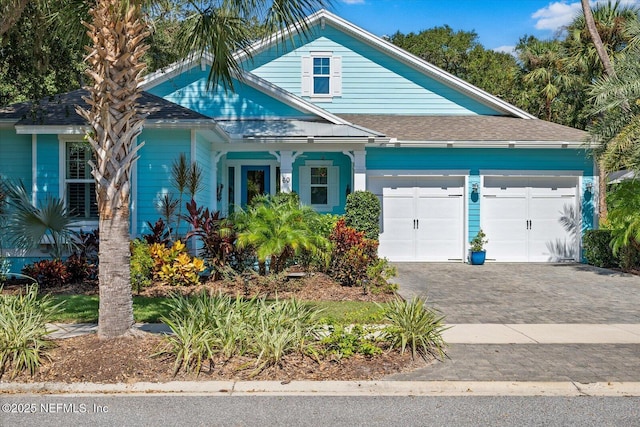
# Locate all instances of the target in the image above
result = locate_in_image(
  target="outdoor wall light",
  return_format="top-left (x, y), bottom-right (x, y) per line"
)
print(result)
top-left (471, 183), bottom-right (479, 193)
top-left (585, 182), bottom-right (593, 193)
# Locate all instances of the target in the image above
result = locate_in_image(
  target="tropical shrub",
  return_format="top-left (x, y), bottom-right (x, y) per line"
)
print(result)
top-left (184, 200), bottom-right (235, 279)
top-left (380, 297), bottom-right (447, 360)
top-left (365, 258), bottom-right (399, 295)
top-left (234, 194), bottom-right (330, 274)
top-left (149, 240), bottom-right (205, 286)
top-left (64, 253), bottom-right (91, 283)
top-left (130, 239), bottom-right (154, 292)
top-left (329, 219), bottom-right (379, 287)
top-left (1, 180), bottom-right (77, 259)
top-left (320, 324), bottom-right (383, 359)
top-left (22, 259), bottom-right (71, 288)
top-left (158, 292), bottom-right (323, 375)
top-left (344, 191), bottom-right (381, 240)
top-left (583, 229), bottom-right (618, 268)
top-left (606, 180), bottom-right (640, 270)
top-left (0, 284), bottom-right (62, 378)
top-left (73, 229), bottom-right (99, 279)
top-left (143, 218), bottom-right (171, 245)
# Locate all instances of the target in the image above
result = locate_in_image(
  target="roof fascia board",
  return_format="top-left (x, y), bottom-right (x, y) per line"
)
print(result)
top-left (377, 140), bottom-right (587, 149)
top-left (140, 52), bottom-right (214, 90)
top-left (16, 125), bottom-right (87, 135)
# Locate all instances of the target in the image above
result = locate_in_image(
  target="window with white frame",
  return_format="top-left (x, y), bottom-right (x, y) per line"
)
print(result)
top-left (65, 142), bottom-right (98, 220)
top-left (299, 161), bottom-right (339, 211)
top-left (302, 53), bottom-right (342, 98)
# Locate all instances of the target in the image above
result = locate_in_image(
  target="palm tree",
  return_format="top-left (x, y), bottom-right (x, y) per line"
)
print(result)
top-left (72, 0), bottom-right (327, 338)
top-left (576, 0), bottom-right (640, 220)
top-left (518, 38), bottom-right (579, 122)
top-left (234, 195), bottom-right (330, 275)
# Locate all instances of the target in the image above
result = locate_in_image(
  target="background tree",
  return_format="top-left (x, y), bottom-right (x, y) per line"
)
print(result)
top-left (390, 26), bottom-right (520, 104)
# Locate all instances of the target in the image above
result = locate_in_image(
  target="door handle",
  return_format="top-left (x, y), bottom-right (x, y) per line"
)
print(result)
top-left (413, 219), bottom-right (416, 229)
top-left (416, 219), bottom-right (419, 229)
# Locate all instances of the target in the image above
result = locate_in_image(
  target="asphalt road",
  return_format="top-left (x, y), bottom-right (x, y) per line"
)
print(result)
top-left (2, 395), bottom-right (639, 426)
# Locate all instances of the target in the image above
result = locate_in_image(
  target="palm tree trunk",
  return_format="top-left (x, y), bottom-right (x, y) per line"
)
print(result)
top-left (582, 0), bottom-right (613, 222)
top-left (77, 0), bottom-right (148, 338)
top-left (98, 215), bottom-right (134, 336)
top-left (581, 0), bottom-right (616, 79)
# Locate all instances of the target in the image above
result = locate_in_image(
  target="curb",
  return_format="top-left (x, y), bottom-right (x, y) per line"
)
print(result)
top-left (2, 381), bottom-right (640, 397)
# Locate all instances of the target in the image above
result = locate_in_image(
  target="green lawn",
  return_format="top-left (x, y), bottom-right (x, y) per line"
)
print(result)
top-left (47, 295), bottom-right (388, 325)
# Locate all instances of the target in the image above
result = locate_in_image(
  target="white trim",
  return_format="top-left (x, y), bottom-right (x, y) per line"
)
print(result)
top-left (376, 140), bottom-right (584, 149)
top-left (31, 134), bottom-right (37, 206)
top-left (480, 170), bottom-right (583, 177)
top-left (367, 169), bottom-right (470, 178)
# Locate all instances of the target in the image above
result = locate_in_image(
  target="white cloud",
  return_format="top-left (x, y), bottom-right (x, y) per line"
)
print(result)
top-left (532, 2), bottom-right (582, 31)
top-left (532, 1), bottom-right (640, 33)
top-left (341, 0), bottom-right (365, 4)
top-left (493, 45), bottom-right (516, 55)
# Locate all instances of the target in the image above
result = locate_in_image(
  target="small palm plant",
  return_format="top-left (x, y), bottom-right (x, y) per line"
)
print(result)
top-left (380, 296), bottom-right (447, 361)
top-left (1, 180), bottom-right (77, 260)
top-left (234, 194), bottom-right (330, 274)
top-left (469, 229), bottom-right (488, 252)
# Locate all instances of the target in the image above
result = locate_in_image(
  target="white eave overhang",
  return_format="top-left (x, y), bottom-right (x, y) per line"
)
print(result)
top-left (378, 139), bottom-right (586, 149)
top-left (15, 120), bottom-right (220, 135)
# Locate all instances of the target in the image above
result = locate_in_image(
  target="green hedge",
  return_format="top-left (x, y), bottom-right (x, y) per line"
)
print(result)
top-left (344, 191), bottom-right (380, 240)
top-left (583, 229), bottom-right (640, 270)
top-left (583, 229), bottom-right (618, 268)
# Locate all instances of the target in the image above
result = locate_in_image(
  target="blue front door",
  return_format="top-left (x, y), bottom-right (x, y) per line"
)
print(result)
top-left (241, 165), bottom-right (270, 206)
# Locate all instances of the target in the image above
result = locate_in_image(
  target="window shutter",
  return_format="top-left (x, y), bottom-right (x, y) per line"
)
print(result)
top-left (331, 56), bottom-right (342, 96)
top-left (299, 166), bottom-right (311, 204)
top-left (301, 56), bottom-right (312, 96)
top-left (328, 166), bottom-right (339, 207)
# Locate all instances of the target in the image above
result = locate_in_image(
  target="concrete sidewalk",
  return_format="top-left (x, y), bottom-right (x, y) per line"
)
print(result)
top-left (47, 322), bottom-right (640, 344)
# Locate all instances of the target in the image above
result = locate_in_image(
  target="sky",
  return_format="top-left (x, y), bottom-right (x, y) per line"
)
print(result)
top-left (330, 0), bottom-right (640, 53)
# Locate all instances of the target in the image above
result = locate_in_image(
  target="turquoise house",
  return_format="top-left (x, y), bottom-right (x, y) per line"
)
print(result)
top-left (0, 10), bottom-right (594, 268)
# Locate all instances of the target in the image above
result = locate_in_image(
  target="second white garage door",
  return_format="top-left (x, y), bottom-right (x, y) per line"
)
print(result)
top-left (370, 176), bottom-right (465, 262)
top-left (481, 176), bottom-right (579, 262)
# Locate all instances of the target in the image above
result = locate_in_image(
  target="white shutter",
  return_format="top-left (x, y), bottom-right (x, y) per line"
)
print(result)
top-left (301, 56), bottom-right (312, 96)
top-left (331, 56), bottom-right (342, 96)
top-left (328, 166), bottom-right (339, 207)
top-left (299, 166), bottom-right (311, 204)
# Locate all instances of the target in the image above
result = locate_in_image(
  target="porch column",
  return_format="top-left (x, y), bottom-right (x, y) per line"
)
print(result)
top-left (210, 151), bottom-right (226, 211)
top-left (278, 151), bottom-right (295, 193)
top-left (353, 150), bottom-right (366, 191)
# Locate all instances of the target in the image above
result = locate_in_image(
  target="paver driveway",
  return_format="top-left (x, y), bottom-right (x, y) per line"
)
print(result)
top-left (393, 263), bottom-right (640, 324)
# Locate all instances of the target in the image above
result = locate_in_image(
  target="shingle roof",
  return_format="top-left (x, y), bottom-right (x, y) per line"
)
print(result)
top-left (216, 119), bottom-right (382, 139)
top-left (338, 114), bottom-right (588, 142)
top-left (0, 89), bottom-right (211, 126)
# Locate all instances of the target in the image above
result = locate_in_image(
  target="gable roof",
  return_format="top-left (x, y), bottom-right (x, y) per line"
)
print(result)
top-left (236, 9), bottom-right (536, 120)
top-left (339, 115), bottom-right (588, 147)
top-left (0, 89), bottom-right (214, 133)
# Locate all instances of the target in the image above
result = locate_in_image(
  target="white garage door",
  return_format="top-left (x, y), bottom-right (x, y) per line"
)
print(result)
top-left (370, 176), bottom-right (465, 262)
top-left (482, 176), bottom-right (579, 262)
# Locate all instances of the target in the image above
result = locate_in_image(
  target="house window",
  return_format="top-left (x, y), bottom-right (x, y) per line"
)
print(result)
top-left (301, 54), bottom-right (342, 98)
top-left (66, 142), bottom-right (98, 220)
top-left (313, 57), bottom-right (330, 95)
top-left (310, 167), bottom-right (328, 204)
top-left (299, 161), bottom-right (339, 212)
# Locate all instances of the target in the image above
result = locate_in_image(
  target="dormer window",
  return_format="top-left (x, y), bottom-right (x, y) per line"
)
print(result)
top-left (302, 53), bottom-right (342, 99)
top-left (313, 57), bottom-right (330, 94)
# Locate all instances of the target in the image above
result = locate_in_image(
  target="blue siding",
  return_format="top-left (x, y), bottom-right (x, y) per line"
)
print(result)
top-left (248, 25), bottom-right (502, 115)
top-left (468, 175), bottom-right (481, 243)
top-left (292, 151), bottom-right (351, 215)
top-left (0, 130), bottom-right (32, 188)
top-left (136, 129), bottom-right (192, 236)
top-left (35, 135), bottom-right (59, 205)
top-left (366, 147), bottom-right (594, 174)
top-left (148, 70), bottom-right (313, 119)
top-left (367, 147), bottom-right (596, 240)
top-left (195, 132), bottom-right (212, 209)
